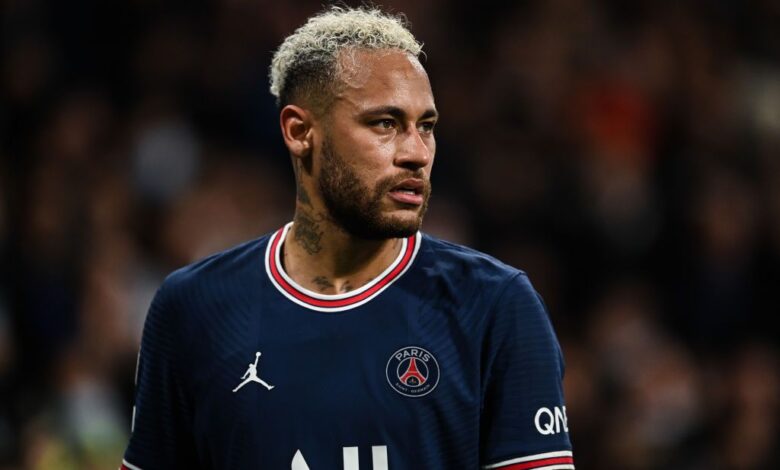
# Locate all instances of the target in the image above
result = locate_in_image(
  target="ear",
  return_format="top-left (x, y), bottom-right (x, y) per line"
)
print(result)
top-left (280, 105), bottom-right (314, 159)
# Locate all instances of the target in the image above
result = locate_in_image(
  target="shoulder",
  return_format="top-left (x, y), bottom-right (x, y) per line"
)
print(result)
top-left (420, 233), bottom-right (528, 290)
top-left (163, 234), bottom-right (271, 292)
top-left (142, 233), bottom-right (273, 352)
top-left (414, 233), bottom-right (544, 317)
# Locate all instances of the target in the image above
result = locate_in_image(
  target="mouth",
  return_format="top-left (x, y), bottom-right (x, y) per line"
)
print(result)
top-left (388, 178), bottom-right (426, 206)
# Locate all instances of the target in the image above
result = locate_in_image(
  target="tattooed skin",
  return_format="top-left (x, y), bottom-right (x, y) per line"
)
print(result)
top-left (293, 209), bottom-right (325, 255)
top-left (312, 276), bottom-right (354, 293)
top-left (295, 160), bottom-right (312, 206)
top-left (312, 276), bottom-right (334, 292)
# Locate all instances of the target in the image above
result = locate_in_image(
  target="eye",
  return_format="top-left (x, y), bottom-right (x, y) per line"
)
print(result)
top-left (418, 121), bottom-right (436, 134)
top-left (372, 119), bottom-right (396, 130)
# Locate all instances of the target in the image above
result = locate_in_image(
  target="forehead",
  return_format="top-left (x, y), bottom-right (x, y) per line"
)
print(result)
top-left (332, 49), bottom-right (435, 113)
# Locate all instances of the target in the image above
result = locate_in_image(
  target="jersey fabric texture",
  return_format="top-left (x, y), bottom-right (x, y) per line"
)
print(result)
top-left (122, 223), bottom-right (574, 470)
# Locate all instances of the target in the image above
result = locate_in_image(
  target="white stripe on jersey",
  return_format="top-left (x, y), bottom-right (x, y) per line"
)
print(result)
top-left (482, 450), bottom-right (574, 469)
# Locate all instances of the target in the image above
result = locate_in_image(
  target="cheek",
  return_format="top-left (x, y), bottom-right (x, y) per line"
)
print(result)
top-left (337, 127), bottom-right (391, 161)
top-left (350, 136), bottom-right (396, 172)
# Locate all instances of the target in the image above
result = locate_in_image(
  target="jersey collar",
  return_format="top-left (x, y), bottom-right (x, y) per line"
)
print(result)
top-left (265, 222), bottom-right (421, 312)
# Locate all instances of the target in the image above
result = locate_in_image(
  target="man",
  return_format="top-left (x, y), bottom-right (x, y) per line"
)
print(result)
top-left (122, 7), bottom-right (574, 470)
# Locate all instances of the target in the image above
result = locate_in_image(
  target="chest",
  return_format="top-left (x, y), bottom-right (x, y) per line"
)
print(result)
top-left (184, 301), bottom-right (482, 468)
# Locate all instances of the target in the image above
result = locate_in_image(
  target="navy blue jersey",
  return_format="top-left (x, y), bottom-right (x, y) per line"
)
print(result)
top-left (122, 223), bottom-right (574, 470)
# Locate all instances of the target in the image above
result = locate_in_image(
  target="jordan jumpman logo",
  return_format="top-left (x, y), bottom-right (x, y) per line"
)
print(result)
top-left (233, 352), bottom-right (274, 392)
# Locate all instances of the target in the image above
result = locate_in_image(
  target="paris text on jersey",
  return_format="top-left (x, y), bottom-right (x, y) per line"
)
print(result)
top-left (385, 346), bottom-right (440, 397)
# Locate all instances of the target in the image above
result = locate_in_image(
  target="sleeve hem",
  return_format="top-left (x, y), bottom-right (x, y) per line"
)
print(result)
top-left (482, 450), bottom-right (574, 469)
top-left (121, 458), bottom-right (144, 470)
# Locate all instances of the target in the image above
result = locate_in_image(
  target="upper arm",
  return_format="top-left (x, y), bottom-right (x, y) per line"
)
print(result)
top-left (480, 273), bottom-right (574, 469)
top-left (122, 280), bottom-right (198, 469)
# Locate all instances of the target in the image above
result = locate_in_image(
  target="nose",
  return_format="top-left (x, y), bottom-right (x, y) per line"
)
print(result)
top-left (395, 126), bottom-right (433, 170)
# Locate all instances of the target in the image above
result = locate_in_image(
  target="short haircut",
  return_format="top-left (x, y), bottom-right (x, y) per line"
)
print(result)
top-left (269, 6), bottom-right (423, 112)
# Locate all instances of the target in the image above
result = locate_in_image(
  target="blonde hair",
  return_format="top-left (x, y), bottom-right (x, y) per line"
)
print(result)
top-left (269, 6), bottom-right (423, 109)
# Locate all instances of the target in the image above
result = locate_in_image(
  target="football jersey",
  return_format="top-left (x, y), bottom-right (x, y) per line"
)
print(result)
top-left (122, 223), bottom-right (574, 470)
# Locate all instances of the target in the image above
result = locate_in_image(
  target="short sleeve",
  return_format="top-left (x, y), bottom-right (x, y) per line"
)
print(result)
top-left (122, 281), bottom-right (198, 470)
top-left (480, 273), bottom-right (574, 469)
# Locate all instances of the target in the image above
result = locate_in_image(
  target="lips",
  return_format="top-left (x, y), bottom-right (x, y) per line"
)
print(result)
top-left (388, 178), bottom-right (426, 206)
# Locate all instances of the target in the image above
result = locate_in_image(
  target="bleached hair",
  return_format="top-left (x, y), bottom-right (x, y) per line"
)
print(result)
top-left (269, 6), bottom-right (423, 109)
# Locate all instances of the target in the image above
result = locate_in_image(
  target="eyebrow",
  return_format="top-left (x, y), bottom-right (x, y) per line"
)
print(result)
top-left (359, 105), bottom-right (439, 120)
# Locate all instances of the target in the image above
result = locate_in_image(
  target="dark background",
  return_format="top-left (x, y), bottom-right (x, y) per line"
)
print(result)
top-left (2, 0), bottom-right (779, 468)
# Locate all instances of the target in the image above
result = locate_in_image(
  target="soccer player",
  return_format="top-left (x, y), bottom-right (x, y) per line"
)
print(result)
top-left (121, 7), bottom-right (574, 470)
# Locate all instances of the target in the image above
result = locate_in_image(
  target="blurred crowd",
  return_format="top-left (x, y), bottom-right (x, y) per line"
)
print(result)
top-left (2, 0), bottom-right (779, 469)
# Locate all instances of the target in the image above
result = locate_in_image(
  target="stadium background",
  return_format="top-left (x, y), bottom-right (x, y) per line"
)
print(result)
top-left (1, 0), bottom-right (779, 468)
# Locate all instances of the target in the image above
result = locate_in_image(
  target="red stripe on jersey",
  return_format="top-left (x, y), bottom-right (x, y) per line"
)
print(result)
top-left (499, 456), bottom-right (575, 469)
top-left (268, 226), bottom-right (417, 309)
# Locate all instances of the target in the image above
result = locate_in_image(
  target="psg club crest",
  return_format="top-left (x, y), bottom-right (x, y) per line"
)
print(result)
top-left (386, 346), bottom-right (440, 397)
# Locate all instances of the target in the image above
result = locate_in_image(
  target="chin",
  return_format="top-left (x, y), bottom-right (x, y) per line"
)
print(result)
top-left (345, 212), bottom-right (423, 240)
top-left (378, 213), bottom-right (424, 238)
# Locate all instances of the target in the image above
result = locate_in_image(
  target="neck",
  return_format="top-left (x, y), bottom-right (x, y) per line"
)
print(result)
top-left (282, 204), bottom-right (403, 294)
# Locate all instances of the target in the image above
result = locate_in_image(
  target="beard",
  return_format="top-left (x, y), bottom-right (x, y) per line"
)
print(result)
top-left (318, 136), bottom-right (431, 240)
